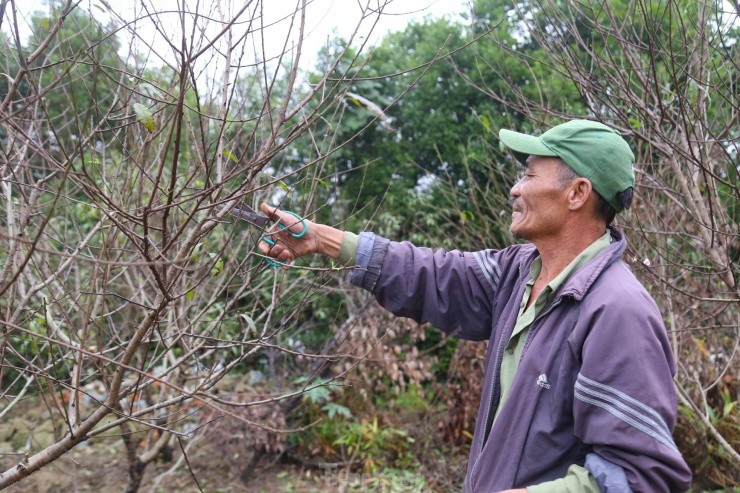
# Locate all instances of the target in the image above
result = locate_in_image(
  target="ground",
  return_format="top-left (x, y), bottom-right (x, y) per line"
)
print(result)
top-left (0, 393), bottom-right (464, 492)
top-left (1, 438), bottom-right (340, 492)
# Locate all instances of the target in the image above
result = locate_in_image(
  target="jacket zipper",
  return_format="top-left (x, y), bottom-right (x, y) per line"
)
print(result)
top-left (470, 290), bottom-right (521, 478)
top-left (471, 295), bottom-right (568, 480)
top-left (472, 327), bottom-right (507, 472)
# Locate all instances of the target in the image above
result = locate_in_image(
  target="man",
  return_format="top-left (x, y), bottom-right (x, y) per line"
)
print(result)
top-left (258, 120), bottom-right (692, 492)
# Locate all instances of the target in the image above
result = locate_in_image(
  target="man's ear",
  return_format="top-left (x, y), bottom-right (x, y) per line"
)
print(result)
top-left (567, 178), bottom-right (593, 211)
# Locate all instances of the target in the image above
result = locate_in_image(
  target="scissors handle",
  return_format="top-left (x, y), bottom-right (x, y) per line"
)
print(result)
top-left (261, 210), bottom-right (308, 268)
top-left (276, 211), bottom-right (308, 238)
top-left (260, 237), bottom-right (281, 268)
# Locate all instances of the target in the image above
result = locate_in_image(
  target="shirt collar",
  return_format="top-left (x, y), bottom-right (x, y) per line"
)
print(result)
top-left (527, 230), bottom-right (613, 295)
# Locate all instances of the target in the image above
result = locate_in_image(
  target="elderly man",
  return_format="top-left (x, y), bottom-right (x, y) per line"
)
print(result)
top-left (258, 120), bottom-right (692, 492)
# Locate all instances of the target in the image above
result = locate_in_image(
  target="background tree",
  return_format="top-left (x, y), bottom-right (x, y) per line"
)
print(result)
top-left (0, 0), bottom-right (412, 490)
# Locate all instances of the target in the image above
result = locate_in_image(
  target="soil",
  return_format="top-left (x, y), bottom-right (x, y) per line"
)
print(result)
top-left (0, 378), bottom-right (465, 492)
top-left (0, 394), bottom-right (331, 493)
top-left (1, 438), bottom-right (329, 493)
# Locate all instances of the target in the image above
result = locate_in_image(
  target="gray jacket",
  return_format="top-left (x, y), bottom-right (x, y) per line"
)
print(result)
top-left (349, 227), bottom-right (691, 492)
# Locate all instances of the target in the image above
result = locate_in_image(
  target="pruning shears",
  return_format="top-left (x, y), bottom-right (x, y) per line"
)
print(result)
top-left (228, 204), bottom-right (308, 268)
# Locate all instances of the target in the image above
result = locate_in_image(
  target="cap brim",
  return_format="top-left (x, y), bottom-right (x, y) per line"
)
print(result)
top-left (499, 129), bottom-right (558, 164)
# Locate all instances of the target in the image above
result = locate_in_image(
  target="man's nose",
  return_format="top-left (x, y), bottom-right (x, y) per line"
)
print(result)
top-left (510, 180), bottom-right (522, 198)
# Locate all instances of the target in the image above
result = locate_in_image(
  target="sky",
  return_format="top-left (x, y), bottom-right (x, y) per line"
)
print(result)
top-left (11, 0), bottom-right (471, 69)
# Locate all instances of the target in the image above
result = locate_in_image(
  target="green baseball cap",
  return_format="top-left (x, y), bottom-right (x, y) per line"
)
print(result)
top-left (499, 119), bottom-right (635, 212)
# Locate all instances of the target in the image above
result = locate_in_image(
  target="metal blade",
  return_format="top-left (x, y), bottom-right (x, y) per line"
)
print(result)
top-left (229, 205), bottom-right (271, 228)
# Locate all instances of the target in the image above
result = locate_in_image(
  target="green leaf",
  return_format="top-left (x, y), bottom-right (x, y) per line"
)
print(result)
top-left (723, 400), bottom-right (735, 418)
top-left (133, 103), bottom-right (155, 133)
top-left (191, 243), bottom-right (203, 264)
top-left (298, 378), bottom-right (341, 404)
top-left (239, 313), bottom-right (256, 334)
top-left (321, 402), bottom-right (353, 419)
top-left (210, 257), bottom-right (224, 277)
top-left (480, 114), bottom-right (491, 130)
top-left (460, 210), bottom-right (475, 224)
top-left (278, 180), bottom-right (290, 193)
top-left (707, 406), bottom-right (717, 424)
top-left (317, 178), bottom-right (331, 190)
top-left (305, 385), bottom-right (330, 404)
top-left (186, 289), bottom-right (195, 301)
top-left (222, 150), bottom-right (238, 163)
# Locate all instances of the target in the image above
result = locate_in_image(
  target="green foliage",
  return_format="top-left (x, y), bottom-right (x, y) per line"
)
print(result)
top-left (321, 402), bottom-right (353, 420)
top-left (289, 16), bottom-right (522, 241)
top-left (4, 323), bottom-right (73, 394)
top-left (676, 382), bottom-right (739, 489)
top-left (289, 380), bottom-right (432, 476)
top-left (0, 33), bottom-right (30, 104)
top-left (372, 385), bottom-right (430, 424)
top-left (330, 418), bottom-right (416, 473)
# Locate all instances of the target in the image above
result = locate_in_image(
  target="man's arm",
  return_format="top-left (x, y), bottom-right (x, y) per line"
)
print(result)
top-left (258, 203), bottom-right (506, 341)
top-left (346, 233), bottom-right (499, 340)
top-left (573, 277), bottom-right (692, 491)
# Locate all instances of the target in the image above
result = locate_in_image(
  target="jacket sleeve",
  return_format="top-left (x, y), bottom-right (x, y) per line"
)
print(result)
top-left (348, 232), bottom-right (514, 341)
top-left (573, 265), bottom-right (692, 492)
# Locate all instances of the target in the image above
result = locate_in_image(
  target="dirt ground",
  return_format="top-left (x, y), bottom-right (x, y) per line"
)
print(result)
top-left (0, 439), bottom-right (456, 492)
top-left (1, 439), bottom-right (333, 493)
top-left (0, 397), bottom-right (333, 493)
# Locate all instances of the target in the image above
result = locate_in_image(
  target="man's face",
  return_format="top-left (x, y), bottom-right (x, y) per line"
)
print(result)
top-left (509, 156), bottom-right (572, 241)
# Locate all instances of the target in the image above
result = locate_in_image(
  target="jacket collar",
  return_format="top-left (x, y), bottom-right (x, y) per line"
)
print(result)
top-left (515, 226), bottom-right (627, 302)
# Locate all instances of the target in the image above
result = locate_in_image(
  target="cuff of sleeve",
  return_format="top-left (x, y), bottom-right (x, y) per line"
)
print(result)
top-left (348, 232), bottom-right (390, 292)
top-left (337, 231), bottom-right (359, 265)
top-left (585, 453), bottom-right (632, 493)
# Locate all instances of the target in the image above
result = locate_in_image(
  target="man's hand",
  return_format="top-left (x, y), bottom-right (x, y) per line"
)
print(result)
top-left (257, 203), bottom-right (344, 264)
